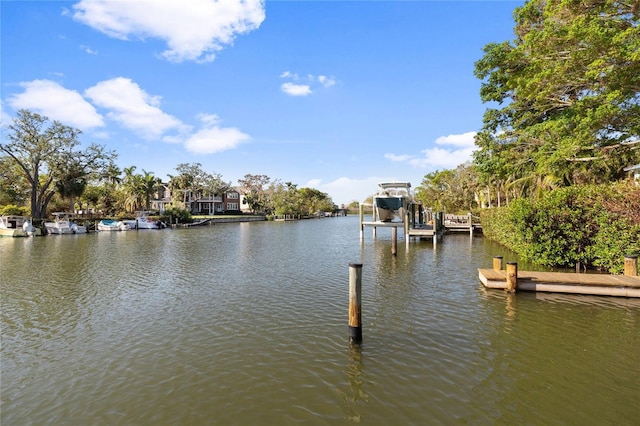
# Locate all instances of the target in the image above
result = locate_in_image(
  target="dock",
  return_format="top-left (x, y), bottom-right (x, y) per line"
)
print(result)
top-left (359, 202), bottom-right (479, 247)
top-left (443, 213), bottom-right (482, 233)
top-left (478, 256), bottom-right (640, 297)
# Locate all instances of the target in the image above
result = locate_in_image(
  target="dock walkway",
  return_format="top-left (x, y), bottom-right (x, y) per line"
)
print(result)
top-left (478, 268), bottom-right (640, 297)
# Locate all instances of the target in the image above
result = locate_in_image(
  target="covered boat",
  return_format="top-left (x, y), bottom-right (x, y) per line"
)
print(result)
top-left (44, 212), bottom-right (87, 235)
top-left (97, 219), bottom-right (131, 231)
top-left (123, 211), bottom-right (166, 230)
top-left (0, 216), bottom-right (40, 237)
top-left (373, 182), bottom-right (413, 222)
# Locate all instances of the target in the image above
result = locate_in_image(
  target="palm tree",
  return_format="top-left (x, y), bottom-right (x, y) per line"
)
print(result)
top-left (141, 170), bottom-right (161, 210)
top-left (121, 166), bottom-right (143, 213)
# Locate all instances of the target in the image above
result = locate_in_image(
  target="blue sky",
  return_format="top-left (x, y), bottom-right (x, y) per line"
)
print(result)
top-left (1, 0), bottom-right (522, 206)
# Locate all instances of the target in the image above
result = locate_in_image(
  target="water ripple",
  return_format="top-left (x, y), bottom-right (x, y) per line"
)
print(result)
top-left (2, 221), bottom-right (639, 425)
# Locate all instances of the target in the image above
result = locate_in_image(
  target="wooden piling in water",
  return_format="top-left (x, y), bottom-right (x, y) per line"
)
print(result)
top-left (391, 227), bottom-right (397, 256)
top-left (493, 256), bottom-right (503, 271)
top-left (349, 263), bottom-right (363, 345)
top-left (359, 203), bottom-right (364, 241)
top-left (506, 262), bottom-right (518, 292)
top-left (625, 255), bottom-right (638, 276)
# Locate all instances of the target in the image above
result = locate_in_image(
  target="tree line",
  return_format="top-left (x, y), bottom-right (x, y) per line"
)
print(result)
top-left (415, 0), bottom-right (639, 215)
top-left (0, 110), bottom-right (335, 220)
top-left (412, 0), bottom-right (640, 272)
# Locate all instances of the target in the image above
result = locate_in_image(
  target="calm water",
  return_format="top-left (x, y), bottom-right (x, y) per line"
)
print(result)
top-left (1, 216), bottom-right (639, 425)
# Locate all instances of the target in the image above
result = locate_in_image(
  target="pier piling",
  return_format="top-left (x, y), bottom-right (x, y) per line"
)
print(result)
top-left (493, 256), bottom-right (503, 271)
top-left (348, 263), bottom-right (363, 345)
top-left (391, 227), bottom-right (397, 256)
top-left (506, 262), bottom-right (518, 292)
top-left (624, 255), bottom-right (638, 276)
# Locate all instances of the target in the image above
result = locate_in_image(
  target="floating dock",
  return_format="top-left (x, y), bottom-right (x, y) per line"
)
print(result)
top-left (478, 256), bottom-right (640, 298)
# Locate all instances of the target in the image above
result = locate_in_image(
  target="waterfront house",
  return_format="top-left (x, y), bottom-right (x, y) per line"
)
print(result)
top-left (150, 183), bottom-right (171, 213)
top-left (235, 187), bottom-right (254, 214)
top-left (182, 187), bottom-right (243, 215)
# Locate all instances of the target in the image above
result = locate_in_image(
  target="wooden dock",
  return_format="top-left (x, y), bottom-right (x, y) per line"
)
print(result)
top-left (478, 268), bottom-right (640, 298)
top-left (443, 213), bottom-right (482, 234)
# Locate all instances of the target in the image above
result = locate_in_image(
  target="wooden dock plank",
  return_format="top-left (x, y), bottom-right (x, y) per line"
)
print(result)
top-left (478, 268), bottom-right (640, 297)
top-left (479, 269), bottom-right (640, 288)
top-left (407, 229), bottom-right (436, 237)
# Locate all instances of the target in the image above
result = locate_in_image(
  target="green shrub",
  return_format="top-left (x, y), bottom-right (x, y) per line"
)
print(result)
top-left (0, 204), bottom-right (29, 216)
top-left (480, 182), bottom-right (640, 273)
top-left (163, 206), bottom-right (192, 224)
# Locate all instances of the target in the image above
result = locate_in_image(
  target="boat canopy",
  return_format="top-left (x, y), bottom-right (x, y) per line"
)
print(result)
top-left (378, 182), bottom-right (411, 190)
top-left (375, 197), bottom-right (403, 210)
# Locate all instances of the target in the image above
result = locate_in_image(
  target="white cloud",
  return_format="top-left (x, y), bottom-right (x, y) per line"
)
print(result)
top-left (384, 153), bottom-right (413, 162)
top-left (281, 82), bottom-right (312, 96)
top-left (6, 76), bottom-right (249, 156)
top-left (318, 75), bottom-right (336, 88)
top-left (0, 100), bottom-right (13, 128)
top-left (184, 114), bottom-right (251, 154)
top-left (84, 77), bottom-right (186, 138)
top-left (280, 71), bottom-right (336, 96)
top-left (280, 71), bottom-right (297, 79)
top-left (7, 79), bottom-right (104, 129)
top-left (435, 131), bottom-right (477, 147)
top-left (385, 131), bottom-right (477, 170)
top-left (71, 0), bottom-right (265, 63)
top-left (81, 45), bottom-right (98, 54)
top-left (411, 146), bottom-right (475, 169)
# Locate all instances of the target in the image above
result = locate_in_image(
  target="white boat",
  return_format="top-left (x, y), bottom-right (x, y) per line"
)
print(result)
top-left (44, 212), bottom-right (87, 235)
top-left (0, 215), bottom-right (41, 237)
top-left (373, 182), bottom-right (413, 222)
top-left (123, 211), bottom-right (166, 230)
top-left (97, 219), bottom-right (131, 231)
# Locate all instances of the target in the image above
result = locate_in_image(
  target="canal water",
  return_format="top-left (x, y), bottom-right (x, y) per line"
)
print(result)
top-left (1, 216), bottom-right (639, 425)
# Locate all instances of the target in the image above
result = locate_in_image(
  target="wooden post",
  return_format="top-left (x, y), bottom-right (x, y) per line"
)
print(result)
top-left (493, 256), bottom-right (503, 271)
top-left (372, 203), bottom-right (377, 239)
top-left (349, 263), bottom-right (363, 344)
top-left (506, 262), bottom-right (518, 292)
top-left (405, 206), bottom-right (410, 248)
top-left (391, 226), bottom-right (397, 256)
top-left (433, 212), bottom-right (439, 246)
top-left (411, 203), bottom-right (416, 228)
top-left (468, 212), bottom-right (473, 237)
top-left (359, 203), bottom-right (364, 241)
top-left (624, 255), bottom-right (638, 276)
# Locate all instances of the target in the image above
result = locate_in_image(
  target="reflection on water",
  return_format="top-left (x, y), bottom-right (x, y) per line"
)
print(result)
top-left (1, 218), bottom-right (639, 425)
top-left (344, 344), bottom-right (366, 423)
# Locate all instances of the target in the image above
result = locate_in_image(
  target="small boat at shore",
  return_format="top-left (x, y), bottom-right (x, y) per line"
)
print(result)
top-left (374, 182), bottom-right (413, 222)
top-left (0, 215), bottom-right (40, 237)
top-left (123, 211), bottom-right (166, 230)
top-left (97, 219), bottom-right (131, 231)
top-left (44, 212), bottom-right (87, 235)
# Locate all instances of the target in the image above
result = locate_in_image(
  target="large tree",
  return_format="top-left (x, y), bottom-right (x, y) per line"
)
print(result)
top-left (168, 163), bottom-right (230, 213)
top-left (1, 110), bottom-right (116, 218)
top-left (0, 156), bottom-right (29, 206)
top-left (415, 163), bottom-right (480, 213)
top-left (474, 0), bottom-right (640, 193)
top-left (237, 173), bottom-right (272, 214)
